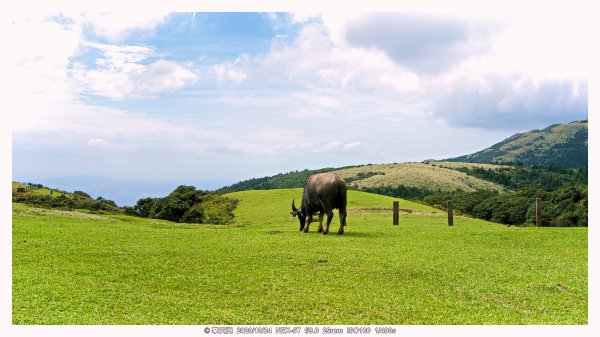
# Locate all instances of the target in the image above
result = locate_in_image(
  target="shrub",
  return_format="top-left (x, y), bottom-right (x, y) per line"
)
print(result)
top-left (12, 192), bottom-right (120, 214)
top-left (134, 198), bottom-right (155, 218)
top-left (131, 185), bottom-right (238, 225)
top-left (180, 205), bottom-right (204, 224)
top-left (122, 206), bottom-right (138, 216)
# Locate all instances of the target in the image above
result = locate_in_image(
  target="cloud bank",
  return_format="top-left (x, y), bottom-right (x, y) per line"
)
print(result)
top-left (8, 10), bottom-right (590, 182)
top-left (343, 13), bottom-right (494, 74)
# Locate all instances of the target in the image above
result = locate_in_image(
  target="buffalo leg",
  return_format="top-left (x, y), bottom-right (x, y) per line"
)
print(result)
top-left (338, 209), bottom-right (347, 234)
top-left (323, 210), bottom-right (334, 235)
top-left (317, 212), bottom-right (324, 233)
top-left (302, 214), bottom-right (313, 233)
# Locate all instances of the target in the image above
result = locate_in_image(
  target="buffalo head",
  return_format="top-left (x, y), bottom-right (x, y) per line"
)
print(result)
top-left (290, 199), bottom-right (305, 231)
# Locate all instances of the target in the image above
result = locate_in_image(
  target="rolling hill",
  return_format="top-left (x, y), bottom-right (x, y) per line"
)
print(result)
top-left (221, 162), bottom-right (508, 195)
top-left (444, 120), bottom-right (588, 168)
top-left (12, 182), bottom-right (73, 198)
top-left (335, 162), bottom-right (507, 193)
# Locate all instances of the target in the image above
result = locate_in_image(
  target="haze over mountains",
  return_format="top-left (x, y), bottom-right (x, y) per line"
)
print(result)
top-left (14, 176), bottom-right (228, 207)
top-left (14, 120), bottom-right (587, 206)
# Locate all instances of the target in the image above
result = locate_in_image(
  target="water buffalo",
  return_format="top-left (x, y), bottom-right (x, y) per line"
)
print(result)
top-left (290, 172), bottom-right (347, 235)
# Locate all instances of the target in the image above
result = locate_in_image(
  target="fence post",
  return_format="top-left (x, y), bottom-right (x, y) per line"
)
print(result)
top-left (393, 201), bottom-right (399, 226)
top-left (536, 198), bottom-right (542, 227)
top-left (447, 200), bottom-right (454, 226)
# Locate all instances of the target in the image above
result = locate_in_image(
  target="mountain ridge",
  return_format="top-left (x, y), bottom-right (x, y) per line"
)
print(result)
top-left (443, 120), bottom-right (587, 168)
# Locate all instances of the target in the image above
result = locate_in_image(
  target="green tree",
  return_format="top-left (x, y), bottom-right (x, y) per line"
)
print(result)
top-left (134, 198), bottom-right (156, 218)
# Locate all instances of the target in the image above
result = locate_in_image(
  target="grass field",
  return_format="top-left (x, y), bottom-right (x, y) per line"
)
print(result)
top-left (12, 189), bottom-right (587, 324)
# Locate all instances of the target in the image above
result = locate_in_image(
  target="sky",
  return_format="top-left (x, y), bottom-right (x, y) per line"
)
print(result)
top-left (5, 8), bottom-right (591, 185)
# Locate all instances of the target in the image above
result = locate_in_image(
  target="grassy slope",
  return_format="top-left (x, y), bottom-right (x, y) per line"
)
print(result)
top-left (12, 182), bottom-right (71, 197)
top-left (13, 189), bottom-right (587, 324)
top-left (335, 163), bottom-right (506, 193)
top-left (446, 120), bottom-right (588, 167)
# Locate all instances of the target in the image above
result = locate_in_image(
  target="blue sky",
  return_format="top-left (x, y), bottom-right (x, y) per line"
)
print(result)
top-left (8, 10), bottom-right (589, 185)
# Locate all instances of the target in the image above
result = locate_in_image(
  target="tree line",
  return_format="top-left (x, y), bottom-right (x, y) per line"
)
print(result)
top-left (423, 185), bottom-right (587, 227)
top-left (450, 165), bottom-right (587, 191)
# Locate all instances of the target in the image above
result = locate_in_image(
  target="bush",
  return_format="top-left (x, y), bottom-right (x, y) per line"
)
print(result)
top-left (122, 206), bottom-right (138, 216)
top-left (131, 185), bottom-right (238, 225)
top-left (73, 191), bottom-right (91, 198)
top-left (196, 194), bottom-right (239, 225)
top-left (180, 205), bottom-right (204, 224)
top-left (12, 192), bottom-right (120, 214)
top-left (489, 196), bottom-right (530, 225)
top-left (133, 198), bottom-right (155, 218)
top-left (149, 197), bottom-right (191, 222)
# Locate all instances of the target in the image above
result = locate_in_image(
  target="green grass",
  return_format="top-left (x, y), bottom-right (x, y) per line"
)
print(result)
top-left (12, 189), bottom-right (587, 324)
top-left (28, 187), bottom-right (70, 197)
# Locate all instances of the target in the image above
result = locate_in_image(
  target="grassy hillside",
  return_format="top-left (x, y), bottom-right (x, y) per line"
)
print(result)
top-left (445, 120), bottom-right (588, 168)
top-left (12, 182), bottom-right (71, 197)
top-left (222, 162), bottom-right (507, 194)
top-left (12, 181), bottom-right (121, 214)
top-left (335, 162), bottom-right (506, 193)
top-left (13, 189), bottom-right (587, 324)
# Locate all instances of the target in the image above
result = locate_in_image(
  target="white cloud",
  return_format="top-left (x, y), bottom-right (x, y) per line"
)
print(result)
top-left (212, 54), bottom-right (249, 84)
top-left (3, 14), bottom-right (82, 132)
top-left (342, 13), bottom-right (496, 73)
top-left (216, 21), bottom-right (421, 95)
top-left (5, 13), bottom-right (198, 105)
top-left (84, 41), bottom-right (154, 66)
top-left (72, 42), bottom-right (199, 100)
top-left (325, 140), bottom-right (344, 150)
top-left (80, 12), bottom-right (169, 42)
top-left (428, 74), bottom-right (587, 128)
top-left (87, 138), bottom-right (107, 146)
top-left (323, 140), bottom-right (362, 152)
top-left (289, 12), bottom-right (321, 25)
top-left (306, 12), bottom-right (588, 129)
top-left (343, 141), bottom-right (361, 149)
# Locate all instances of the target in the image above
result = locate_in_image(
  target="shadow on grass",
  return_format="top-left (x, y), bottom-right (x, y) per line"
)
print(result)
top-left (338, 230), bottom-right (382, 238)
top-left (292, 229), bottom-right (381, 239)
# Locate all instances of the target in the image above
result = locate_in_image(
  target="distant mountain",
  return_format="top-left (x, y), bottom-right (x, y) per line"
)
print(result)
top-left (444, 120), bottom-right (588, 168)
top-left (25, 176), bottom-right (228, 206)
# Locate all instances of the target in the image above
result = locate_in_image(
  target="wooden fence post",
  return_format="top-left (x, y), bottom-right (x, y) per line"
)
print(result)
top-left (447, 200), bottom-right (454, 226)
top-left (536, 198), bottom-right (542, 227)
top-left (393, 201), bottom-right (399, 226)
